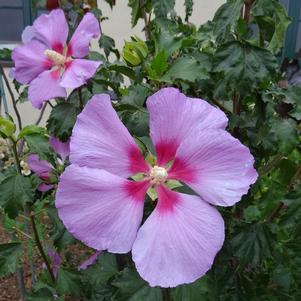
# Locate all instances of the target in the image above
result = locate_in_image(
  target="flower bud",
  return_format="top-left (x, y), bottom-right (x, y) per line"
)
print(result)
top-left (0, 116), bottom-right (16, 138)
top-left (122, 36), bottom-right (148, 66)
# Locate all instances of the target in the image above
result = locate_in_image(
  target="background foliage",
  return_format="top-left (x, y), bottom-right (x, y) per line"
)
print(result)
top-left (0, 0), bottom-right (300, 300)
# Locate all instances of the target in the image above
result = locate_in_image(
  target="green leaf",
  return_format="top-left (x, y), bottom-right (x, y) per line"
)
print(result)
top-left (47, 207), bottom-right (75, 252)
top-left (120, 84), bottom-right (151, 108)
top-left (0, 116), bottom-right (16, 137)
top-left (231, 223), bottom-right (275, 266)
top-left (212, 0), bottom-right (244, 41)
top-left (27, 287), bottom-right (55, 301)
top-left (147, 50), bottom-right (168, 79)
top-left (172, 277), bottom-right (210, 301)
top-left (184, 0), bottom-right (194, 22)
top-left (108, 63), bottom-right (138, 81)
top-left (56, 268), bottom-right (82, 296)
top-left (153, 0), bottom-right (175, 18)
top-left (24, 134), bottom-right (52, 160)
top-left (0, 242), bottom-right (22, 276)
top-left (161, 55), bottom-right (210, 83)
top-left (113, 268), bottom-right (163, 301)
top-left (18, 125), bottom-right (46, 139)
top-left (252, 0), bottom-right (291, 54)
top-left (270, 119), bottom-right (298, 154)
top-left (213, 41), bottom-right (278, 94)
top-left (0, 174), bottom-right (34, 218)
top-left (81, 253), bottom-right (118, 300)
top-left (156, 28), bottom-right (182, 57)
top-left (99, 34), bottom-right (119, 59)
top-left (128, 0), bottom-right (142, 27)
top-left (47, 102), bottom-right (80, 142)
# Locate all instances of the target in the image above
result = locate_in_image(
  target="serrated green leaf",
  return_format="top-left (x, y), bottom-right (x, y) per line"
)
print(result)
top-left (153, 0), bottom-right (175, 17)
top-left (161, 55), bottom-right (210, 83)
top-left (231, 224), bottom-right (275, 266)
top-left (47, 102), bottom-right (79, 142)
top-left (56, 268), bottom-right (82, 296)
top-left (212, 0), bottom-right (244, 41)
top-left (18, 125), bottom-right (46, 139)
top-left (0, 174), bottom-right (34, 218)
top-left (213, 41), bottom-right (278, 93)
top-left (113, 268), bottom-right (163, 301)
top-left (0, 242), bottom-right (22, 276)
top-left (24, 134), bottom-right (52, 160)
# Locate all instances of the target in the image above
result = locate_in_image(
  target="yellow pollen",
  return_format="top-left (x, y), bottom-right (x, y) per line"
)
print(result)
top-left (44, 49), bottom-right (66, 66)
top-left (150, 165), bottom-right (168, 185)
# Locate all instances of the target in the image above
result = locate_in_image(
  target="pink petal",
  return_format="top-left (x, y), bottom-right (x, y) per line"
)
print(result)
top-left (27, 154), bottom-right (52, 179)
top-left (32, 9), bottom-right (68, 52)
top-left (168, 129), bottom-right (258, 207)
top-left (70, 94), bottom-right (149, 177)
top-left (147, 88), bottom-right (228, 166)
top-left (28, 69), bottom-right (66, 109)
top-left (12, 40), bottom-right (51, 84)
top-left (21, 26), bottom-right (36, 43)
top-left (67, 12), bottom-right (101, 58)
top-left (48, 248), bottom-right (62, 277)
top-left (78, 251), bottom-right (101, 270)
top-left (38, 183), bottom-right (54, 192)
top-left (55, 165), bottom-right (149, 252)
top-left (49, 137), bottom-right (70, 161)
top-left (132, 185), bottom-right (225, 288)
top-left (60, 59), bottom-right (102, 89)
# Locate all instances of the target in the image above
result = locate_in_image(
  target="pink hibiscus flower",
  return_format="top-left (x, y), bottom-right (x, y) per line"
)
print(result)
top-left (12, 9), bottom-right (101, 109)
top-left (55, 88), bottom-right (258, 287)
top-left (28, 137), bottom-right (70, 191)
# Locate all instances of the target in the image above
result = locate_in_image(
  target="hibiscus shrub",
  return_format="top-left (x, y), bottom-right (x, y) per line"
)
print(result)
top-left (0, 0), bottom-right (300, 300)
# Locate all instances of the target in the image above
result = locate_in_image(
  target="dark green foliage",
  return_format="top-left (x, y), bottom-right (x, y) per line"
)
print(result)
top-left (1, 0), bottom-right (300, 300)
top-left (0, 242), bottom-right (22, 276)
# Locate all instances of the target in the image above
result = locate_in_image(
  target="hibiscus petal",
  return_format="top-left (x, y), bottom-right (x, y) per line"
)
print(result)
top-left (132, 185), bottom-right (224, 288)
top-left (168, 129), bottom-right (258, 207)
top-left (147, 88), bottom-right (228, 166)
top-left (49, 137), bottom-right (70, 161)
top-left (60, 59), bottom-right (102, 89)
top-left (27, 154), bottom-right (52, 179)
top-left (28, 69), bottom-right (66, 109)
top-left (32, 9), bottom-right (68, 52)
top-left (68, 12), bottom-right (101, 58)
top-left (12, 40), bottom-right (51, 84)
top-left (21, 26), bottom-right (36, 43)
top-left (38, 183), bottom-right (54, 192)
top-left (70, 94), bottom-right (149, 177)
top-left (78, 251), bottom-right (101, 270)
top-left (56, 165), bottom-right (149, 252)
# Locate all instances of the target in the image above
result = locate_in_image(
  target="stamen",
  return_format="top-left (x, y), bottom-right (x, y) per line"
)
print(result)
top-left (44, 49), bottom-right (66, 66)
top-left (150, 165), bottom-right (168, 185)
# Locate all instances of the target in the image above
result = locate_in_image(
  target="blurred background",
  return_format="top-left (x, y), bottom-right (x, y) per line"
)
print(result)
top-left (0, 0), bottom-right (300, 125)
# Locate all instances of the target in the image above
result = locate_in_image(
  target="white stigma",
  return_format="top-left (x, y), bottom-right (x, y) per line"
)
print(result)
top-left (150, 165), bottom-right (168, 185)
top-left (44, 49), bottom-right (66, 66)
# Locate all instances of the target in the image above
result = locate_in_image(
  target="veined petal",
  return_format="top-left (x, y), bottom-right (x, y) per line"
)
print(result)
top-left (27, 154), bottom-right (52, 180)
top-left (49, 137), bottom-right (70, 161)
top-left (168, 129), bottom-right (258, 207)
top-left (32, 9), bottom-right (68, 52)
top-left (68, 12), bottom-right (101, 58)
top-left (60, 59), bottom-right (102, 89)
top-left (147, 88), bottom-right (228, 166)
top-left (21, 26), bottom-right (36, 43)
top-left (28, 69), bottom-right (66, 109)
top-left (70, 94), bottom-right (149, 177)
top-left (132, 185), bottom-right (224, 288)
top-left (55, 165), bottom-right (149, 252)
top-left (12, 40), bottom-right (51, 84)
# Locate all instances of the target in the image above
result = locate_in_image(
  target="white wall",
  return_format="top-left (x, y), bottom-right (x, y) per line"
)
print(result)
top-left (1, 0), bottom-right (225, 126)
